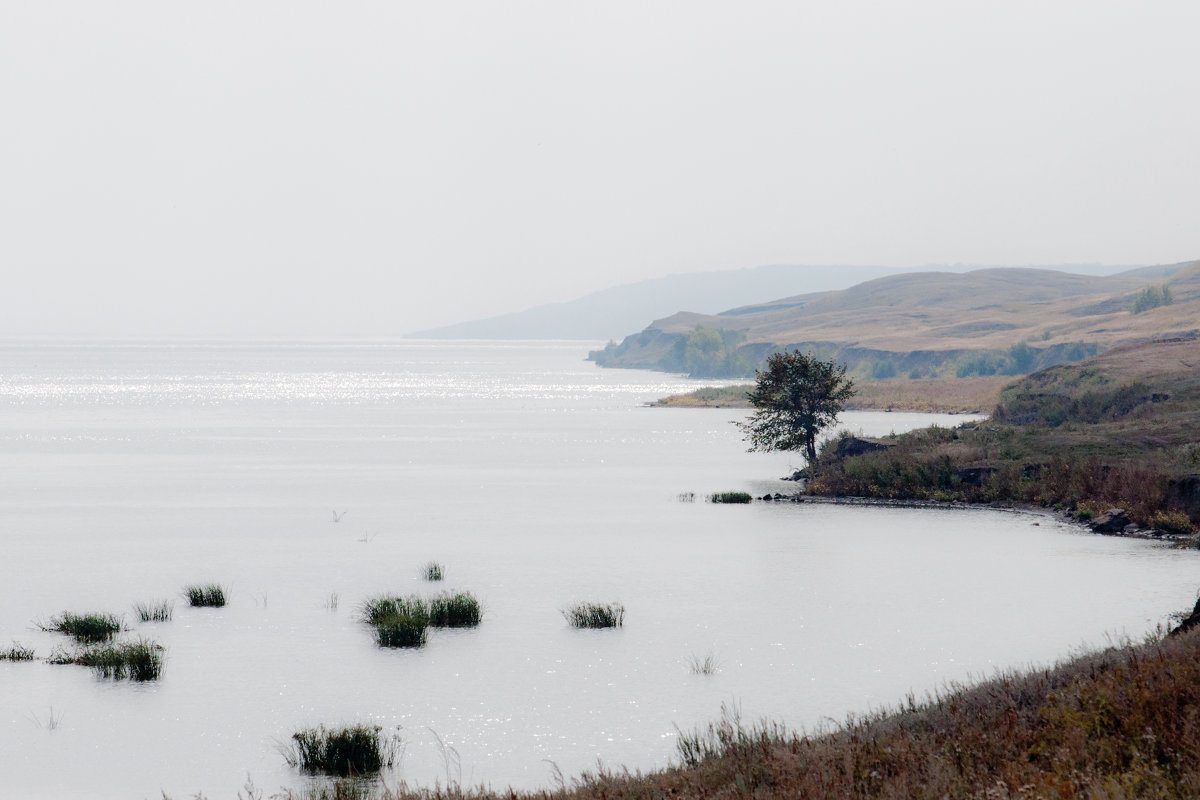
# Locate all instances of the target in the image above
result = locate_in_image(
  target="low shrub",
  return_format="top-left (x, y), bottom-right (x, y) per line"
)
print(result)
top-left (1148, 509), bottom-right (1195, 534)
top-left (564, 602), bottom-right (625, 629)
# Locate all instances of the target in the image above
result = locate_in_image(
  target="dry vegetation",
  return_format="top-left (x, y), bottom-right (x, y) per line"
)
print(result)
top-left (808, 338), bottom-right (1200, 530)
top-left (268, 625), bottom-right (1200, 800)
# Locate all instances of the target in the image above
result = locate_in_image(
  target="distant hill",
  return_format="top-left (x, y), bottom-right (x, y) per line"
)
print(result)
top-left (589, 260), bottom-right (1200, 378)
top-left (409, 264), bottom-right (910, 339)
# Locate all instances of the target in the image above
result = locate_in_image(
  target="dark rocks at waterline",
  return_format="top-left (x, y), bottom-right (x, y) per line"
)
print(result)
top-left (1089, 507), bottom-right (1133, 534)
top-left (759, 493), bottom-right (804, 502)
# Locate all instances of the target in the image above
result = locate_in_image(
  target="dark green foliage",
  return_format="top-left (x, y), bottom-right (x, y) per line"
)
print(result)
top-left (1131, 284), bottom-right (1173, 314)
top-left (738, 349), bottom-right (856, 464)
top-left (42, 612), bottom-right (123, 643)
top-left (133, 600), bottom-right (174, 622)
top-left (564, 602), bottom-right (625, 629)
top-left (427, 592), bottom-right (482, 627)
top-left (955, 351), bottom-right (1006, 377)
top-left (183, 584), bottom-right (227, 607)
top-left (361, 595), bottom-right (430, 648)
top-left (77, 638), bottom-right (164, 680)
top-left (660, 327), bottom-right (754, 378)
top-left (288, 724), bottom-right (398, 776)
top-left (1007, 341), bottom-right (1037, 374)
top-left (361, 595), bottom-right (427, 626)
top-left (374, 614), bottom-right (428, 648)
top-left (709, 491), bottom-right (753, 504)
top-left (0, 642), bottom-right (35, 661)
top-left (868, 358), bottom-right (898, 379)
top-left (995, 381), bottom-right (1155, 427)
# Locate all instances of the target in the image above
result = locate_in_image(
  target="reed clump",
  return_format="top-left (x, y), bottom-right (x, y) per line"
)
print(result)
top-left (422, 561), bottom-right (445, 581)
top-left (41, 612), bottom-right (123, 643)
top-left (183, 583), bottom-right (227, 607)
top-left (709, 491), bottom-right (752, 504)
top-left (0, 642), bottom-right (35, 661)
top-left (427, 591), bottom-right (482, 627)
top-left (563, 602), bottom-right (625, 629)
top-left (76, 638), bottom-right (165, 680)
top-left (133, 600), bottom-right (174, 622)
top-left (286, 724), bottom-right (399, 776)
top-left (361, 595), bottom-right (430, 648)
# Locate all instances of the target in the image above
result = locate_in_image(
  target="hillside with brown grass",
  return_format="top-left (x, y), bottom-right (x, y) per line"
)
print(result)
top-left (808, 337), bottom-right (1200, 531)
top-left (591, 261), bottom-right (1200, 380)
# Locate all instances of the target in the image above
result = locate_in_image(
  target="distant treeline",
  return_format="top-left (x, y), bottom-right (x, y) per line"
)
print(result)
top-left (590, 326), bottom-right (1099, 381)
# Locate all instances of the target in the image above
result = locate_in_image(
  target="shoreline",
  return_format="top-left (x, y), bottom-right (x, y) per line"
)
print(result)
top-left (768, 491), bottom-right (1200, 543)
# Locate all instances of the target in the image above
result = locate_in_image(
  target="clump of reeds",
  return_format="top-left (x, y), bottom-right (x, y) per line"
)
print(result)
top-left (708, 491), bottom-right (753, 504)
top-left (76, 638), bottom-right (165, 680)
top-left (427, 591), bottom-right (481, 627)
top-left (361, 595), bottom-right (430, 648)
top-left (47, 646), bottom-right (76, 665)
top-left (0, 642), bottom-right (35, 661)
top-left (40, 612), bottom-right (123, 643)
top-left (689, 651), bottom-right (720, 675)
top-left (563, 602), bottom-right (625, 629)
top-left (422, 561), bottom-right (445, 581)
top-left (678, 492), bottom-right (696, 502)
top-left (133, 600), bottom-right (174, 622)
top-left (183, 583), bottom-right (227, 607)
top-left (286, 724), bottom-right (399, 776)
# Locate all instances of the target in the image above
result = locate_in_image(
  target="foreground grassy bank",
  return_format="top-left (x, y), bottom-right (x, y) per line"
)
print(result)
top-left (808, 338), bottom-right (1200, 532)
top-left (652, 376), bottom-right (1008, 414)
top-left (268, 622), bottom-right (1200, 800)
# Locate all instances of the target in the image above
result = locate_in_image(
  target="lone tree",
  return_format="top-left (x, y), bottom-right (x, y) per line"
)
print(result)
top-left (738, 350), bottom-right (856, 465)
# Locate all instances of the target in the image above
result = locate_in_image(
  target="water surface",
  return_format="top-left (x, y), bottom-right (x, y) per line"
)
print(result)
top-left (0, 340), bottom-right (1194, 799)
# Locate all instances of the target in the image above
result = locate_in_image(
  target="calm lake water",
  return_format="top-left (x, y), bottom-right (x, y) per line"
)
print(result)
top-left (1, 340), bottom-right (1196, 799)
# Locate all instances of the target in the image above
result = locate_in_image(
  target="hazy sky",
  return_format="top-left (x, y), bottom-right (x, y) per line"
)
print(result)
top-left (3, 1), bottom-right (1198, 337)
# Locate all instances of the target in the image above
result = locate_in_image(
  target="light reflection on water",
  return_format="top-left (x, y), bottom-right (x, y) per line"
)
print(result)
top-left (0, 340), bottom-right (1195, 799)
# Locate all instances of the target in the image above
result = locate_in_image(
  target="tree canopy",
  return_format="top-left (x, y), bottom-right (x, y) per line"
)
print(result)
top-left (738, 350), bottom-right (856, 464)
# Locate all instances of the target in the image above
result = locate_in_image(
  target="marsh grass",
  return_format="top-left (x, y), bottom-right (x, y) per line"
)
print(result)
top-left (422, 561), bottom-right (445, 581)
top-left (708, 491), bottom-right (752, 504)
top-left (286, 724), bottom-right (399, 776)
top-left (563, 602), bottom-right (625, 629)
top-left (677, 492), bottom-right (696, 502)
top-left (427, 592), bottom-right (481, 627)
top-left (133, 600), bottom-right (174, 622)
top-left (0, 641), bottom-right (35, 661)
top-left (374, 613), bottom-right (429, 648)
top-left (688, 651), bottom-right (720, 675)
top-left (184, 583), bottom-right (227, 607)
top-left (47, 646), bottom-right (76, 665)
top-left (77, 638), bottom-right (164, 680)
top-left (41, 612), bottom-right (123, 643)
top-left (362, 595), bottom-right (430, 648)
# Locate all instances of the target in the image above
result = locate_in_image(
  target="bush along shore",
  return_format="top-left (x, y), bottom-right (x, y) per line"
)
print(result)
top-left (803, 338), bottom-right (1200, 537)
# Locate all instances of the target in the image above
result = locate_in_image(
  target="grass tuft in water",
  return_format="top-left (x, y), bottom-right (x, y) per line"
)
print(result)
top-left (709, 491), bottom-right (753, 504)
top-left (133, 600), bottom-right (174, 622)
top-left (41, 612), bottom-right (123, 643)
top-left (422, 561), bottom-right (445, 581)
top-left (77, 638), bottom-right (165, 680)
top-left (689, 651), bottom-right (721, 675)
top-left (183, 583), bottom-right (227, 607)
top-left (427, 591), bottom-right (482, 627)
top-left (0, 641), bottom-right (36, 661)
top-left (286, 724), bottom-right (399, 776)
top-left (361, 595), bottom-right (430, 648)
top-left (563, 602), bottom-right (625, 629)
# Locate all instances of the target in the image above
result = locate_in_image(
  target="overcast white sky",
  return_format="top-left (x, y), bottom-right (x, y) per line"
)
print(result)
top-left (2, 1), bottom-right (1198, 337)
